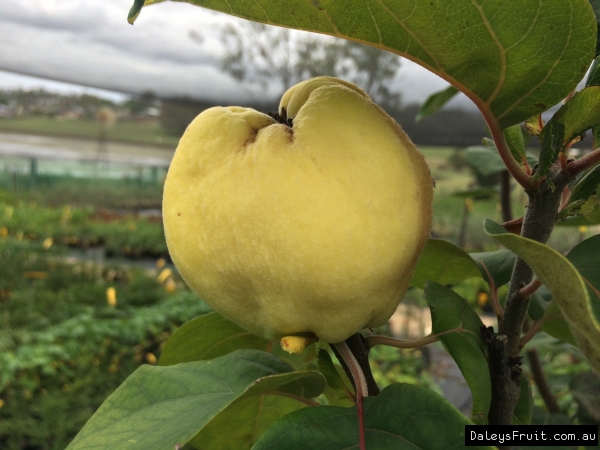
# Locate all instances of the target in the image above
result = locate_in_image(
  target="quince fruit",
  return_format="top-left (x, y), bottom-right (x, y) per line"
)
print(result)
top-left (163, 77), bottom-right (433, 344)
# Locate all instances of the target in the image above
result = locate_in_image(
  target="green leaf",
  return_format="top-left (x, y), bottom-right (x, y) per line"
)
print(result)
top-left (187, 396), bottom-right (305, 450)
top-left (130, 0), bottom-right (596, 130)
top-left (513, 374), bottom-right (533, 425)
top-left (415, 85), bottom-right (459, 122)
top-left (540, 301), bottom-right (577, 346)
top-left (528, 292), bottom-right (548, 321)
top-left (587, 56), bottom-right (600, 86)
top-left (566, 234), bottom-right (600, 322)
top-left (127, 0), bottom-right (145, 24)
top-left (591, 0), bottom-right (600, 58)
top-left (503, 124), bottom-right (527, 168)
top-left (159, 312), bottom-right (267, 366)
top-left (410, 239), bottom-right (482, 289)
top-left (537, 86), bottom-right (600, 181)
top-left (425, 282), bottom-right (490, 424)
top-left (465, 146), bottom-right (507, 177)
top-left (159, 312), bottom-right (317, 371)
top-left (483, 137), bottom-right (539, 169)
top-left (253, 383), bottom-right (493, 450)
top-left (484, 219), bottom-right (600, 371)
top-left (570, 371), bottom-right (600, 423)
top-left (156, 314), bottom-right (320, 449)
top-left (316, 348), bottom-right (354, 405)
top-left (558, 206), bottom-right (600, 226)
top-left (470, 249), bottom-right (516, 287)
top-left (66, 350), bottom-right (326, 450)
top-left (524, 114), bottom-right (544, 136)
top-left (569, 164), bottom-right (600, 204)
top-left (558, 195), bottom-right (600, 221)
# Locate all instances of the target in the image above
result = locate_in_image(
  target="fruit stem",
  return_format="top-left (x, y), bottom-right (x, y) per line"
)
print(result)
top-left (333, 341), bottom-right (368, 450)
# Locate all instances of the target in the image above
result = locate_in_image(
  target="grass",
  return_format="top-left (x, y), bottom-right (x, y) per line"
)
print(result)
top-left (0, 117), bottom-right (179, 148)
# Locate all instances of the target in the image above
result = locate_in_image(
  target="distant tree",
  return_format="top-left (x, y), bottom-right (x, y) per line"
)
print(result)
top-left (124, 90), bottom-right (156, 116)
top-left (193, 22), bottom-right (403, 111)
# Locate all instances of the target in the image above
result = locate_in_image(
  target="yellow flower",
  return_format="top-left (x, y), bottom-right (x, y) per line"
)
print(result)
top-left (156, 258), bottom-right (166, 269)
top-left (578, 226), bottom-right (589, 234)
top-left (145, 353), bottom-right (157, 364)
top-left (0, 226), bottom-right (7, 237)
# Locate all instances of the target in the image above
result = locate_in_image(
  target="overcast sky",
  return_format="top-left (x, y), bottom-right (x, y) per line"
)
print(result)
top-left (0, 0), bottom-right (475, 109)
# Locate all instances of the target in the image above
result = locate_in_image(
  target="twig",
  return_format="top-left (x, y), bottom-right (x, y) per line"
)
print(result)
top-left (526, 348), bottom-right (560, 413)
top-left (478, 261), bottom-right (504, 319)
top-left (565, 147), bottom-right (600, 176)
top-left (485, 115), bottom-right (538, 191)
top-left (519, 319), bottom-right (545, 348)
top-left (366, 327), bottom-right (471, 349)
top-left (518, 278), bottom-right (542, 299)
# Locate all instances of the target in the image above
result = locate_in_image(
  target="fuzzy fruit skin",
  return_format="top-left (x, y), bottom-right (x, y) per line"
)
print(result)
top-left (163, 77), bottom-right (433, 343)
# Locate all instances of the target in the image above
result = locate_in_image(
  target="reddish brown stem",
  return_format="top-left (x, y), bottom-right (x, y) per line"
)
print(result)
top-left (518, 278), bottom-right (542, 299)
top-left (334, 341), bottom-right (367, 450)
top-left (526, 349), bottom-right (561, 414)
top-left (485, 115), bottom-right (538, 191)
top-left (565, 147), bottom-right (600, 176)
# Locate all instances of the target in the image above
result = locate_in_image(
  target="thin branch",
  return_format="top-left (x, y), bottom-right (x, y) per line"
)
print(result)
top-left (485, 115), bottom-right (538, 191)
top-left (526, 348), bottom-right (561, 414)
top-left (366, 327), bottom-right (472, 349)
top-left (565, 147), bottom-right (600, 176)
top-left (519, 319), bottom-right (545, 348)
top-left (478, 261), bottom-right (504, 319)
top-left (518, 278), bottom-right (542, 299)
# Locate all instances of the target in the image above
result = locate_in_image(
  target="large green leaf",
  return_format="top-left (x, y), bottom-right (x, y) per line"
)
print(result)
top-left (425, 282), bottom-right (491, 424)
top-left (484, 219), bottom-right (600, 372)
top-left (316, 348), bottom-right (355, 405)
top-left (537, 86), bottom-right (600, 180)
top-left (159, 312), bottom-right (317, 371)
top-left (129, 0), bottom-right (596, 130)
top-left (566, 234), bottom-right (600, 323)
top-left (159, 312), bottom-right (267, 365)
top-left (416, 85), bottom-right (459, 122)
top-left (158, 313), bottom-right (319, 449)
top-left (410, 238), bottom-right (481, 289)
top-left (592, 0), bottom-right (600, 57)
top-left (187, 395), bottom-right (304, 450)
top-left (66, 350), bottom-right (325, 450)
top-left (541, 301), bottom-right (577, 346)
top-left (253, 383), bottom-right (493, 450)
top-left (569, 164), bottom-right (600, 204)
top-left (470, 249), bottom-right (516, 287)
top-left (503, 124), bottom-right (527, 168)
